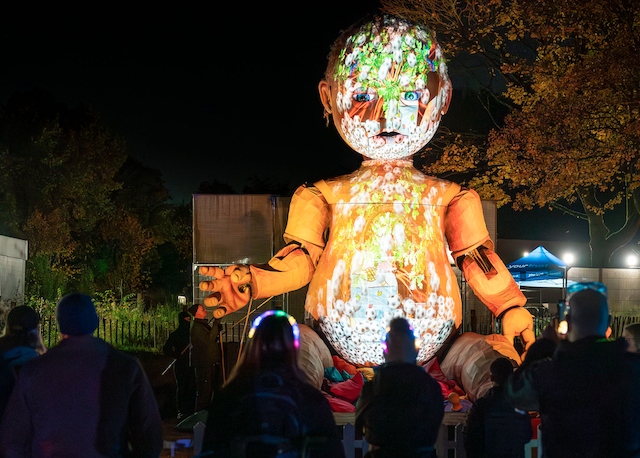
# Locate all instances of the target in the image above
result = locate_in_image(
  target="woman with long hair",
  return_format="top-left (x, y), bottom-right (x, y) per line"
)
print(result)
top-left (200, 310), bottom-right (345, 457)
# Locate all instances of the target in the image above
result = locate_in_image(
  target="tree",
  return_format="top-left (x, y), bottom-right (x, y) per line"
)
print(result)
top-left (0, 90), bottom-right (192, 299)
top-left (381, 0), bottom-right (640, 266)
top-left (22, 208), bottom-right (77, 299)
top-left (98, 211), bottom-right (156, 293)
top-left (0, 91), bottom-right (127, 294)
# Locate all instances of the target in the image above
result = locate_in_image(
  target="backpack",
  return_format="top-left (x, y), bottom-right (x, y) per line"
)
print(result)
top-left (228, 372), bottom-right (308, 458)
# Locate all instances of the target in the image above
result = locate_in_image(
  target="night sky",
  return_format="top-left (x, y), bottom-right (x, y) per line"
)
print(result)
top-left (1, 3), bottom-right (588, 244)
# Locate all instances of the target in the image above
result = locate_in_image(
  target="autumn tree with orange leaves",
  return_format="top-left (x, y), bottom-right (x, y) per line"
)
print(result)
top-left (381, 0), bottom-right (640, 267)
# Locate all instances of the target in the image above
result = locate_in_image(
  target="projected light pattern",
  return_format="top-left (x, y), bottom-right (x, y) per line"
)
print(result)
top-left (333, 15), bottom-right (451, 160)
top-left (307, 160), bottom-right (460, 365)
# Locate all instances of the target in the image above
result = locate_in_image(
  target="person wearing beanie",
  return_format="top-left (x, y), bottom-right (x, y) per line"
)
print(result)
top-left (55, 292), bottom-right (100, 336)
top-left (0, 305), bottom-right (46, 418)
top-left (0, 293), bottom-right (163, 457)
top-left (356, 318), bottom-right (444, 458)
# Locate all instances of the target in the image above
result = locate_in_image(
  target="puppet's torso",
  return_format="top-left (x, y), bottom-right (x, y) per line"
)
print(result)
top-left (297, 160), bottom-right (464, 366)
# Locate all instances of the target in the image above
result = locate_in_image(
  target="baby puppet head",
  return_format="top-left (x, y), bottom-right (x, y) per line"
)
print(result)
top-left (319, 14), bottom-right (452, 161)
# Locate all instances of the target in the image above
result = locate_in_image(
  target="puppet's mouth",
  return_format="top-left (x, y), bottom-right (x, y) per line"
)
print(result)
top-left (370, 132), bottom-right (407, 146)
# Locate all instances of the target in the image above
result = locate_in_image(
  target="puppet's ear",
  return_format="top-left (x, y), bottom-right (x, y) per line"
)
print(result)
top-left (318, 80), bottom-right (333, 114)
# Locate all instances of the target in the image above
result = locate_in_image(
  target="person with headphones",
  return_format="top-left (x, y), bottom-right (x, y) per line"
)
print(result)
top-left (200, 309), bottom-right (345, 457)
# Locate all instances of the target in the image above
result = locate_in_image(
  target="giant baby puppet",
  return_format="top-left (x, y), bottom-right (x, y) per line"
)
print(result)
top-left (199, 14), bottom-right (535, 399)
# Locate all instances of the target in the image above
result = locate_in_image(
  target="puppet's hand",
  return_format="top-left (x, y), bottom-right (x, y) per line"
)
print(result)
top-left (199, 265), bottom-right (251, 317)
top-left (501, 306), bottom-right (535, 355)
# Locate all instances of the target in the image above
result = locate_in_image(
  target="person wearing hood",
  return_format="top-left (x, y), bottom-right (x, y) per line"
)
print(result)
top-left (0, 305), bottom-right (46, 417)
top-left (163, 310), bottom-right (196, 422)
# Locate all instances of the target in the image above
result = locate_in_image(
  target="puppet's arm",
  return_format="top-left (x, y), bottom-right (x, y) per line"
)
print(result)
top-left (199, 185), bottom-right (330, 317)
top-left (445, 188), bottom-right (534, 352)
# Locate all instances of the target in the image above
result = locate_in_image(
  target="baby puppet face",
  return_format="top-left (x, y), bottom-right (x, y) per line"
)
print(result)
top-left (329, 16), bottom-right (451, 160)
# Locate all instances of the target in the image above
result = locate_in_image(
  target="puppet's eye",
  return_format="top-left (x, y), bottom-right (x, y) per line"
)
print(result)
top-left (402, 91), bottom-right (421, 102)
top-left (353, 92), bottom-right (375, 103)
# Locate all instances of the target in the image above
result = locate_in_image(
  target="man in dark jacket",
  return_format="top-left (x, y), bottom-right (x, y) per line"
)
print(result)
top-left (189, 304), bottom-right (223, 413)
top-left (507, 283), bottom-right (640, 457)
top-left (464, 357), bottom-right (532, 457)
top-left (163, 310), bottom-right (196, 421)
top-left (0, 292), bottom-right (163, 457)
top-left (356, 317), bottom-right (444, 458)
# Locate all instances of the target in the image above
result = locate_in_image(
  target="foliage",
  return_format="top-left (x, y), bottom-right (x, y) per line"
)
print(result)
top-left (381, 0), bottom-right (640, 266)
top-left (22, 293), bottom-right (185, 353)
top-left (0, 90), bottom-right (193, 299)
top-left (98, 212), bottom-right (157, 292)
top-left (27, 291), bottom-right (183, 324)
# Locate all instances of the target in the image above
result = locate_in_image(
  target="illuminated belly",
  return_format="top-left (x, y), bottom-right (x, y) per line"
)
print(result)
top-left (305, 202), bottom-right (461, 366)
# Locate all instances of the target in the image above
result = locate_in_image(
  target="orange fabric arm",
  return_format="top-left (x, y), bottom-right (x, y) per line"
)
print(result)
top-left (445, 188), bottom-right (525, 316)
top-left (248, 183), bottom-right (331, 298)
top-left (460, 247), bottom-right (526, 317)
top-left (249, 242), bottom-right (318, 298)
top-left (198, 185), bottom-right (330, 315)
top-left (445, 187), bottom-right (492, 258)
top-left (283, 184), bottom-right (331, 260)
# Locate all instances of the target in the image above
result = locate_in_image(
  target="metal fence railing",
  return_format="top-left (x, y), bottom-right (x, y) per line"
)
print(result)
top-left (463, 307), bottom-right (637, 341)
top-left (40, 316), bottom-right (177, 352)
top-left (31, 309), bottom-right (640, 354)
top-left (39, 316), bottom-right (254, 354)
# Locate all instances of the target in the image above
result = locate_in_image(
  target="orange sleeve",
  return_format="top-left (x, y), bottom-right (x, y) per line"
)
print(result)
top-left (446, 188), bottom-right (525, 316)
top-left (445, 188), bottom-right (492, 259)
top-left (460, 251), bottom-right (526, 316)
top-left (249, 243), bottom-right (317, 298)
top-left (249, 184), bottom-right (330, 298)
top-left (283, 184), bottom-right (331, 259)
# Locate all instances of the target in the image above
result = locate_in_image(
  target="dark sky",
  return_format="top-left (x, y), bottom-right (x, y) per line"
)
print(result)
top-left (1, 2), bottom-right (381, 202)
top-left (0, 3), bottom-right (588, 243)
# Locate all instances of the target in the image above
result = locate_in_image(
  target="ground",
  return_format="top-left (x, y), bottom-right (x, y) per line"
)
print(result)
top-left (133, 352), bottom-right (196, 457)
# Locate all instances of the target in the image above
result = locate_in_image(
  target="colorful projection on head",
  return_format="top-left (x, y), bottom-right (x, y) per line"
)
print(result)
top-left (332, 16), bottom-right (452, 160)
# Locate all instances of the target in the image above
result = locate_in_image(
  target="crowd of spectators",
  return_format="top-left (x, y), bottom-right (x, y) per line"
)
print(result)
top-left (1, 281), bottom-right (638, 457)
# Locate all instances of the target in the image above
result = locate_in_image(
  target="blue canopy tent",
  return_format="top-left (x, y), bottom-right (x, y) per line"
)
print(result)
top-left (506, 245), bottom-right (573, 289)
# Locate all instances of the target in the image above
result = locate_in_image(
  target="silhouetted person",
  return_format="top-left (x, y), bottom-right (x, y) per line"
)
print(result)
top-left (356, 317), bottom-right (444, 458)
top-left (0, 293), bottom-right (163, 457)
top-left (200, 309), bottom-right (345, 457)
top-left (189, 304), bottom-right (222, 413)
top-left (507, 283), bottom-right (640, 457)
top-left (163, 310), bottom-right (196, 421)
top-left (464, 357), bottom-right (532, 457)
top-left (0, 306), bottom-right (46, 417)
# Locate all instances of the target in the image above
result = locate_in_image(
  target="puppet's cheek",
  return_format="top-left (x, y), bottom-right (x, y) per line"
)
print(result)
top-left (338, 115), bottom-right (436, 160)
top-left (335, 84), bottom-right (451, 160)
